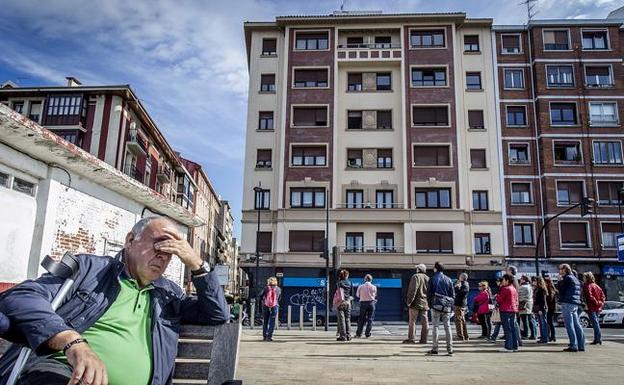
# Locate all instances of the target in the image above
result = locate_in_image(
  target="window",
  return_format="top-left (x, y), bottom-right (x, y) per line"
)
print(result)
top-left (554, 142), bottom-right (582, 164)
top-left (289, 230), bottom-right (324, 252)
top-left (585, 66), bottom-right (613, 87)
top-left (506, 106), bottom-right (527, 126)
top-left (514, 223), bottom-right (534, 246)
top-left (260, 74), bottom-right (275, 92)
top-left (511, 183), bottom-right (531, 204)
top-left (258, 111), bottom-right (274, 130)
top-left (347, 149), bottom-right (363, 168)
top-left (377, 110), bottom-right (392, 129)
top-left (346, 36), bottom-right (364, 47)
top-left (547, 65), bottom-right (574, 87)
top-left (468, 110), bottom-right (484, 129)
top-left (347, 73), bottom-right (362, 91)
top-left (472, 190), bottom-right (489, 211)
top-left (346, 189), bottom-right (364, 208)
top-left (466, 72), bottom-right (482, 90)
top-left (256, 232), bottom-right (272, 253)
top-left (501, 34), bottom-right (521, 54)
top-left (12, 101), bottom-right (24, 114)
top-left (509, 144), bottom-right (529, 164)
top-left (0, 171), bottom-right (8, 188)
top-left (28, 101), bottom-right (42, 122)
top-left (415, 188), bottom-right (451, 209)
top-left (597, 181), bottom-right (624, 205)
top-left (347, 111), bottom-right (362, 129)
top-left (376, 233), bottom-right (395, 252)
top-left (262, 38), bottom-right (277, 55)
top-left (416, 231), bottom-right (453, 253)
top-left (256, 149), bottom-right (272, 168)
top-left (57, 130), bottom-right (83, 147)
top-left (410, 29), bottom-right (445, 48)
top-left (293, 69), bottom-right (328, 88)
top-left (560, 222), bottom-right (589, 248)
top-left (376, 73), bottom-right (392, 90)
top-left (12, 177), bottom-right (35, 196)
top-left (254, 189), bottom-right (270, 210)
top-left (582, 30), bottom-right (608, 50)
top-left (412, 106), bottom-right (449, 126)
top-left (464, 35), bottom-right (479, 52)
top-left (601, 223), bottom-right (620, 249)
top-left (47, 96), bottom-right (83, 116)
top-left (377, 149), bottom-right (392, 168)
top-left (290, 188), bottom-right (325, 208)
top-left (504, 69), bottom-right (524, 89)
top-left (550, 103), bottom-right (577, 126)
top-left (557, 181), bottom-right (583, 206)
top-left (345, 233), bottom-right (364, 252)
top-left (412, 68), bottom-right (447, 87)
top-left (347, 110), bottom-right (391, 130)
top-left (475, 233), bottom-right (491, 255)
top-left (295, 32), bottom-right (329, 50)
top-left (589, 102), bottom-right (618, 126)
top-left (543, 30), bottom-right (569, 50)
top-left (374, 36), bottom-right (392, 48)
top-left (292, 106), bottom-right (327, 127)
top-left (414, 145), bottom-right (451, 166)
top-left (593, 141), bottom-right (623, 165)
top-left (376, 190), bottom-right (394, 209)
top-left (470, 149), bottom-right (487, 169)
top-left (291, 146), bottom-right (326, 166)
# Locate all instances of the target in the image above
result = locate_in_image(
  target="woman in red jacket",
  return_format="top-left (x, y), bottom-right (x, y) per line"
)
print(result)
top-left (496, 274), bottom-right (519, 352)
top-left (583, 272), bottom-right (605, 345)
top-left (474, 281), bottom-right (493, 339)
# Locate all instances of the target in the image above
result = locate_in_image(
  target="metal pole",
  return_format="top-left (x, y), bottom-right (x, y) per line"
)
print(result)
top-left (619, 190), bottom-right (624, 233)
top-left (299, 306), bottom-right (304, 331)
top-left (312, 305), bottom-right (317, 331)
top-left (287, 305), bottom-right (292, 330)
top-left (325, 188), bottom-right (330, 332)
top-left (250, 302), bottom-right (255, 330)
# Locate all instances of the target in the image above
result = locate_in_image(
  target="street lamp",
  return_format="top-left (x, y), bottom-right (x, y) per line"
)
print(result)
top-left (618, 187), bottom-right (624, 233)
top-left (324, 187), bottom-right (330, 332)
top-left (253, 183), bottom-right (263, 315)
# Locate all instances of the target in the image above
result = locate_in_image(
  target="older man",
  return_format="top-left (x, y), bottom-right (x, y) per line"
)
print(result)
top-left (0, 216), bottom-right (228, 385)
top-left (403, 264), bottom-right (429, 344)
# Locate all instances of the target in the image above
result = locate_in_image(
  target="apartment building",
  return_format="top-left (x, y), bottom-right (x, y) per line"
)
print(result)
top-left (241, 12), bottom-right (505, 321)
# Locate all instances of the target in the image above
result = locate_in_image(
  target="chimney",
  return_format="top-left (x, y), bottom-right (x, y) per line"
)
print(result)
top-left (66, 76), bottom-right (82, 87)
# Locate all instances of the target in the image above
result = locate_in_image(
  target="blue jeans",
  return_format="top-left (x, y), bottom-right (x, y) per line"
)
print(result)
top-left (588, 311), bottom-right (602, 343)
top-left (490, 323), bottom-right (502, 340)
top-left (501, 312), bottom-right (519, 351)
top-left (537, 312), bottom-right (549, 342)
top-left (356, 301), bottom-right (376, 337)
top-left (262, 305), bottom-right (278, 338)
top-left (561, 303), bottom-right (585, 350)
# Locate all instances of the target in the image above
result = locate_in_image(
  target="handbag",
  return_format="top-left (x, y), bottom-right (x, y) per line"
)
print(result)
top-left (332, 286), bottom-right (345, 310)
top-left (491, 308), bottom-right (501, 323)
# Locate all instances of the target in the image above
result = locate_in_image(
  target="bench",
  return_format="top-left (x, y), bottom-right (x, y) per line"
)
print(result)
top-left (0, 322), bottom-right (242, 385)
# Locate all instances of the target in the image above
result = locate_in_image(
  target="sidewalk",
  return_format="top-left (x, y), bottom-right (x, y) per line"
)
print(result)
top-left (237, 327), bottom-right (624, 385)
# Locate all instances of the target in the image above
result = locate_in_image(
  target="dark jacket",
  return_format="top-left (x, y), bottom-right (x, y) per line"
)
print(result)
top-left (260, 285), bottom-right (281, 308)
top-left (454, 280), bottom-right (469, 307)
top-left (427, 272), bottom-right (454, 312)
top-left (406, 272), bottom-right (429, 310)
top-left (546, 286), bottom-right (558, 313)
top-left (338, 279), bottom-right (352, 300)
top-left (558, 273), bottom-right (582, 305)
top-left (0, 253), bottom-right (228, 385)
top-left (532, 287), bottom-right (548, 313)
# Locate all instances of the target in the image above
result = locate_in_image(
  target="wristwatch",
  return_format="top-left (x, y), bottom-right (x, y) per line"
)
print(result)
top-left (191, 261), bottom-right (211, 277)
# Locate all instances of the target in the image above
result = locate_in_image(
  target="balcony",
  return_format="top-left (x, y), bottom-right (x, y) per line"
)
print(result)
top-left (340, 245), bottom-right (404, 254)
top-left (337, 43), bottom-right (402, 62)
top-left (123, 163), bottom-right (144, 184)
top-left (127, 128), bottom-right (148, 155)
top-left (157, 164), bottom-right (171, 183)
top-left (336, 202), bottom-right (403, 209)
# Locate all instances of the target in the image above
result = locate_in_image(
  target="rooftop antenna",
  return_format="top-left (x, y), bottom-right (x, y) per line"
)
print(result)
top-left (340, 0), bottom-right (346, 12)
top-left (519, 0), bottom-right (538, 22)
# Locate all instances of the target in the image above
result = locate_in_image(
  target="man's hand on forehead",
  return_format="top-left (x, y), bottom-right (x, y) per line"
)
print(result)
top-left (154, 227), bottom-right (203, 270)
top-left (161, 227), bottom-right (182, 240)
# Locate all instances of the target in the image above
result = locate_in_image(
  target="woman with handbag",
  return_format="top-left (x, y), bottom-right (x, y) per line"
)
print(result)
top-left (496, 274), bottom-right (519, 352)
top-left (583, 272), bottom-right (605, 345)
top-left (545, 277), bottom-right (558, 342)
top-left (334, 269), bottom-right (353, 341)
top-left (533, 276), bottom-right (549, 343)
top-left (474, 281), bottom-right (493, 339)
top-left (518, 276), bottom-right (536, 339)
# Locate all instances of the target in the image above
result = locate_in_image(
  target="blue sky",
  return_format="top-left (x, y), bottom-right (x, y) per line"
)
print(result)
top-left (1, 0), bottom-right (622, 237)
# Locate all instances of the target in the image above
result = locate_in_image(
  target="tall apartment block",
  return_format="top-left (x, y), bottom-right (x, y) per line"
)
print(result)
top-left (242, 12), bottom-right (506, 320)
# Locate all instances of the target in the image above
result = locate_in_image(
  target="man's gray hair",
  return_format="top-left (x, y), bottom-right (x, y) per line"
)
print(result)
top-left (507, 265), bottom-right (518, 276)
top-left (416, 264), bottom-right (427, 273)
top-left (131, 216), bottom-right (172, 239)
top-left (459, 272), bottom-right (468, 280)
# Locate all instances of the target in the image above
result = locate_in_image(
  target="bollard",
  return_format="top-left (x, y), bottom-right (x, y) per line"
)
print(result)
top-left (250, 302), bottom-right (255, 330)
top-left (287, 305), bottom-right (292, 330)
top-left (299, 305), bottom-right (304, 331)
top-left (275, 307), bottom-right (279, 330)
top-left (312, 305), bottom-right (317, 331)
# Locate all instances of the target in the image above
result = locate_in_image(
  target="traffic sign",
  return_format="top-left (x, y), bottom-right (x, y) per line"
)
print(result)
top-left (617, 234), bottom-right (624, 262)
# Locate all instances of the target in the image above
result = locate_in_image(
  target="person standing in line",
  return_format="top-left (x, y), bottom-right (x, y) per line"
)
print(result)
top-left (335, 269), bottom-right (353, 342)
top-left (260, 277), bottom-right (281, 342)
top-left (545, 276), bottom-right (558, 342)
top-left (454, 273), bottom-right (470, 341)
top-left (558, 264), bottom-right (585, 352)
top-left (355, 274), bottom-right (378, 338)
top-left (506, 266), bottom-right (523, 347)
top-left (474, 281), bottom-right (493, 339)
top-left (403, 264), bottom-right (429, 344)
top-left (583, 272), bottom-right (605, 345)
top-left (426, 262), bottom-right (455, 356)
top-left (488, 278), bottom-right (504, 343)
top-left (533, 276), bottom-right (549, 343)
top-left (496, 274), bottom-right (519, 352)
top-left (518, 276), bottom-right (536, 340)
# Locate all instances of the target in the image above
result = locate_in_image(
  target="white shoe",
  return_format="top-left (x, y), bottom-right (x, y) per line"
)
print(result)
top-left (498, 348), bottom-right (514, 353)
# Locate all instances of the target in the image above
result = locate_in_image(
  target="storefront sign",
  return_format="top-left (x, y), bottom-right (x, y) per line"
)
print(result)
top-left (603, 265), bottom-right (624, 277)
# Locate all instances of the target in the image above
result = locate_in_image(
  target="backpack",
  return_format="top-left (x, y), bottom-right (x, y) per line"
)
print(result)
top-left (264, 286), bottom-right (278, 308)
top-left (332, 286), bottom-right (345, 310)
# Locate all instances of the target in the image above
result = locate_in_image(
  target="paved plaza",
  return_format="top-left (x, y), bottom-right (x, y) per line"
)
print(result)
top-left (237, 324), bottom-right (624, 385)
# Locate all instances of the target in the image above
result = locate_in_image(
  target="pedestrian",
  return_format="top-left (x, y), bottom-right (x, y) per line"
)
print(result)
top-left (545, 276), bottom-right (558, 342)
top-left (474, 281), bottom-right (493, 339)
top-left (558, 264), bottom-right (585, 352)
top-left (582, 272), bottom-right (605, 345)
top-left (403, 264), bottom-right (429, 344)
top-left (355, 274), bottom-right (377, 338)
top-left (335, 269), bottom-right (353, 341)
top-left (518, 275), bottom-right (536, 340)
top-left (506, 265), bottom-right (523, 347)
top-left (454, 272), bottom-right (470, 341)
top-left (533, 276), bottom-right (549, 343)
top-left (261, 277), bottom-right (281, 341)
top-left (426, 262), bottom-right (455, 356)
top-left (488, 278), bottom-right (503, 343)
top-left (496, 274), bottom-right (519, 352)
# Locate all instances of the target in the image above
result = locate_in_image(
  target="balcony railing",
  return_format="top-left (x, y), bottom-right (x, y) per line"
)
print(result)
top-left (340, 245), bottom-right (405, 253)
top-left (123, 163), bottom-right (144, 184)
top-left (337, 43), bottom-right (402, 61)
top-left (157, 164), bottom-right (171, 183)
top-left (127, 128), bottom-right (148, 155)
top-left (336, 203), bottom-right (403, 209)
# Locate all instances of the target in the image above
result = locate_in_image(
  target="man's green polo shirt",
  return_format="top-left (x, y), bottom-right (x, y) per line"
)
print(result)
top-left (53, 278), bottom-right (154, 385)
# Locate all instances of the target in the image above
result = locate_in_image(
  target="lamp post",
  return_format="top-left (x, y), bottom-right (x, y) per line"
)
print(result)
top-left (618, 188), bottom-right (624, 233)
top-left (253, 184), bottom-right (263, 316)
top-left (324, 187), bottom-right (330, 332)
